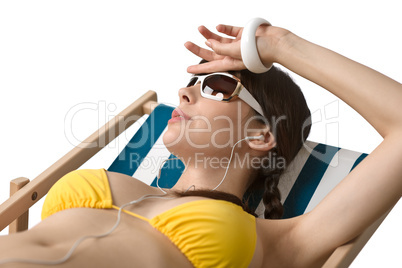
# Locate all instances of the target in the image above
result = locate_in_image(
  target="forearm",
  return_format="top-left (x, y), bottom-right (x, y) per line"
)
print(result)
top-left (272, 30), bottom-right (402, 259)
top-left (274, 30), bottom-right (402, 138)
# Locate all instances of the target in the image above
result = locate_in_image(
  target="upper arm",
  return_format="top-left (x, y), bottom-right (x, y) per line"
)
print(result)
top-left (291, 133), bottom-right (402, 264)
top-left (258, 133), bottom-right (402, 267)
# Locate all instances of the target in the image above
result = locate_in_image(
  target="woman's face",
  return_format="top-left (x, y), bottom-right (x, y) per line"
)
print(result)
top-left (163, 74), bottom-right (261, 160)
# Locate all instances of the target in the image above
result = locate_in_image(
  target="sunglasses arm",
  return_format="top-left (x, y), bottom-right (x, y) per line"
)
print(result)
top-left (238, 87), bottom-right (265, 117)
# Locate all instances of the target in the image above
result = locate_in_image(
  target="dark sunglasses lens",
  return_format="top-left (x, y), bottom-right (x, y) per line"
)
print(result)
top-left (202, 75), bottom-right (237, 98)
top-left (187, 77), bottom-right (198, 87)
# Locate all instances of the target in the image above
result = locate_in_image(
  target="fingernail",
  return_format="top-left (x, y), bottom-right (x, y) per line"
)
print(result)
top-left (205, 40), bottom-right (212, 47)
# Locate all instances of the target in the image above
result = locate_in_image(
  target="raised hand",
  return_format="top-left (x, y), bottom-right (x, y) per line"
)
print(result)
top-left (185, 25), bottom-right (245, 73)
top-left (185, 23), bottom-right (279, 74)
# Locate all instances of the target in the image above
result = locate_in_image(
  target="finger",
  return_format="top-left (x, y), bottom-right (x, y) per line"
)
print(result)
top-left (187, 60), bottom-right (244, 74)
top-left (187, 58), bottom-right (245, 74)
top-left (207, 39), bottom-right (242, 60)
top-left (184, 41), bottom-right (224, 62)
top-left (198, 26), bottom-right (224, 42)
top-left (216, 24), bottom-right (243, 38)
top-left (199, 25), bottom-right (234, 44)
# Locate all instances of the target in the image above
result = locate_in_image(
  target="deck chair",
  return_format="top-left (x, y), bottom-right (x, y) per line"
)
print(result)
top-left (0, 90), bottom-right (392, 267)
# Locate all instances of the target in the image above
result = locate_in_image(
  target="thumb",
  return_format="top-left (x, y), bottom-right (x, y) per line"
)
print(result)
top-left (206, 39), bottom-right (242, 60)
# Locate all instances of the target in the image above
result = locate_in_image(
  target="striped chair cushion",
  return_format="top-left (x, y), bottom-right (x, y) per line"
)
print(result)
top-left (108, 104), bottom-right (367, 219)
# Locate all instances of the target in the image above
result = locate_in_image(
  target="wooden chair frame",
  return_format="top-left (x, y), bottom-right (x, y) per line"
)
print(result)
top-left (0, 90), bottom-right (390, 267)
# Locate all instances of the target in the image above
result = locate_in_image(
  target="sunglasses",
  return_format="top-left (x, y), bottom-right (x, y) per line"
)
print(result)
top-left (187, 72), bottom-right (265, 117)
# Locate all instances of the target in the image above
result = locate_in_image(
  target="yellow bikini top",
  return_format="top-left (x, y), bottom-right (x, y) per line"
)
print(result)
top-left (42, 169), bottom-right (257, 268)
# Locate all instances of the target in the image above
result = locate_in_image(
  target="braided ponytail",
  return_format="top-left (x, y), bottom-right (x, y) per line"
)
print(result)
top-left (262, 171), bottom-right (283, 219)
top-left (252, 148), bottom-right (285, 219)
top-left (233, 66), bottom-right (312, 219)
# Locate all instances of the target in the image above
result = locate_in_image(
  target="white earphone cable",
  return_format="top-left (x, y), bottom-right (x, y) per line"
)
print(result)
top-left (0, 194), bottom-right (173, 266)
top-left (0, 137), bottom-right (261, 265)
top-left (212, 137), bottom-right (248, 191)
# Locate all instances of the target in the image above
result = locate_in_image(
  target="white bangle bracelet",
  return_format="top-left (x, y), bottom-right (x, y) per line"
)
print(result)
top-left (241, 17), bottom-right (272, 73)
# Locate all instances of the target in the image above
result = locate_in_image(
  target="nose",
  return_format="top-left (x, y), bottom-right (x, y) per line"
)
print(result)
top-left (178, 84), bottom-right (199, 104)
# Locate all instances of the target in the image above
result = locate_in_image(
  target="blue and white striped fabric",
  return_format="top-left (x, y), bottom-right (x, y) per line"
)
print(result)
top-left (108, 104), bottom-right (184, 188)
top-left (107, 104), bottom-right (368, 219)
top-left (262, 141), bottom-right (367, 219)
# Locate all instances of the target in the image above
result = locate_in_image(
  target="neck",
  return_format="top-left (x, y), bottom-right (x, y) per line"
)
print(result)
top-left (170, 153), bottom-right (255, 199)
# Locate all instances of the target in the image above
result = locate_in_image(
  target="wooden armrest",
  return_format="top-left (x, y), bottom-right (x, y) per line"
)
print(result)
top-left (0, 90), bottom-right (157, 232)
top-left (9, 177), bottom-right (30, 233)
top-left (142, 100), bottom-right (159, 115)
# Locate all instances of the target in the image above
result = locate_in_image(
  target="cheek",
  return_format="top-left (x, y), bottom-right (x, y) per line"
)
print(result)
top-left (163, 102), bottom-right (252, 153)
top-left (163, 119), bottom-right (213, 151)
top-left (163, 119), bottom-right (239, 152)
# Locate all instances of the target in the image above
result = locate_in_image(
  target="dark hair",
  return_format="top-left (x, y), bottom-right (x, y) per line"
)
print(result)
top-left (180, 62), bottom-right (311, 219)
top-left (232, 66), bottom-right (311, 219)
top-left (174, 190), bottom-right (257, 217)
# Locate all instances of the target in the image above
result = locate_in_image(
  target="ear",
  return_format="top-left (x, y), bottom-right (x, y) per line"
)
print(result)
top-left (247, 131), bottom-right (276, 152)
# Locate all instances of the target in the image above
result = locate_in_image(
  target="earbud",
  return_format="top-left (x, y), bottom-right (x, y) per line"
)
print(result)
top-left (245, 135), bottom-right (264, 141)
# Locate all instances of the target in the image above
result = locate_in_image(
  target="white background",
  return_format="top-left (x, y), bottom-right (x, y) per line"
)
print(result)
top-left (0, 0), bottom-right (401, 267)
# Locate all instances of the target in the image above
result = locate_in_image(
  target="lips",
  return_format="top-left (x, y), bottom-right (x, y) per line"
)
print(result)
top-left (168, 108), bottom-right (191, 124)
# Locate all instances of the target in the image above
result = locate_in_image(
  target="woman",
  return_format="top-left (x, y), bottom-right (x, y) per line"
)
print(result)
top-left (0, 21), bottom-right (401, 268)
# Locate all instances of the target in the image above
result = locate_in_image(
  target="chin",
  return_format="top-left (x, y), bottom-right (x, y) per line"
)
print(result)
top-left (162, 129), bottom-right (184, 155)
top-left (163, 130), bottom-right (206, 160)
